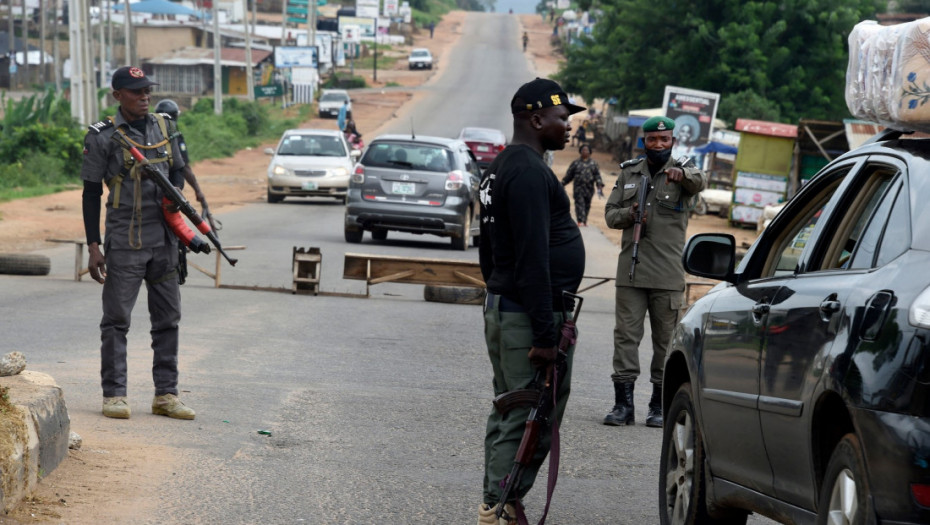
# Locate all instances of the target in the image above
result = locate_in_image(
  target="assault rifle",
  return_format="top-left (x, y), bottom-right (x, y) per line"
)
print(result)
top-left (493, 291), bottom-right (583, 525)
top-left (110, 128), bottom-right (238, 266)
top-left (629, 174), bottom-right (651, 283)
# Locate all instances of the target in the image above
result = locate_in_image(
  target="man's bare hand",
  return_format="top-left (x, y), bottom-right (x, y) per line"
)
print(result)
top-left (664, 167), bottom-right (684, 182)
top-left (87, 243), bottom-right (106, 284)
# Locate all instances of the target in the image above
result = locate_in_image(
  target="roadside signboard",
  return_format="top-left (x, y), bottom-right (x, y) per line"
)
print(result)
top-left (275, 46), bottom-right (319, 68)
top-left (255, 84), bottom-right (285, 98)
top-left (662, 85), bottom-right (720, 154)
top-left (338, 16), bottom-right (376, 38)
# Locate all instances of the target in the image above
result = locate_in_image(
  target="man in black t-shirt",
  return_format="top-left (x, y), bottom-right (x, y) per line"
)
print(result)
top-left (476, 78), bottom-right (586, 524)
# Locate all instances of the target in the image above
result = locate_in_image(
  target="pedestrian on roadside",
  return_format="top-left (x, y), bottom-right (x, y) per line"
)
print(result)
top-left (81, 66), bottom-right (197, 421)
top-left (477, 77), bottom-right (586, 524)
top-left (428, 21), bottom-right (435, 38)
top-left (337, 99), bottom-right (348, 132)
top-left (602, 115), bottom-right (706, 428)
top-left (561, 144), bottom-right (604, 226)
top-left (571, 122), bottom-right (586, 146)
top-left (522, 31), bottom-right (529, 52)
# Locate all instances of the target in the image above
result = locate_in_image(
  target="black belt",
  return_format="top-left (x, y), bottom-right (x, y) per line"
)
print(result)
top-left (486, 292), bottom-right (526, 313)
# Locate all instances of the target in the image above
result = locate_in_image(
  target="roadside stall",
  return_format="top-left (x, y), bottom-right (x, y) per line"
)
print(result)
top-left (729, 119), bottom-right (797, 228)
top-left (790, 119), bottom-right (850, 197)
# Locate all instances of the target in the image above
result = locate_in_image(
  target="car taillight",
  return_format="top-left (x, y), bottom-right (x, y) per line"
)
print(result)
top-left (497, 144), bottom-right (506, 152)
top-left (445, 170), bottom-right (464, 190)
top-left (912, 483), bottom-right (930, 507)
top-left (351, 164), bottom-right (365, 184)
top-left (909, 285), bottom-right (930, 329)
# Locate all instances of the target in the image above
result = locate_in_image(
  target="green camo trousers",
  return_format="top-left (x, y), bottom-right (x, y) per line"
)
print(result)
top-left (482, 294), bottom-right (575, 505)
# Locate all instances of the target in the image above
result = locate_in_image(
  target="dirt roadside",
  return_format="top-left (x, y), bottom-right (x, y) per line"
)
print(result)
top-left (0, 11), bottom-right (757, 523)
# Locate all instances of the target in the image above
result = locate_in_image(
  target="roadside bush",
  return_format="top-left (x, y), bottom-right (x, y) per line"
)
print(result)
top-left (0, 123), bottom-right (84, 166)
top-left (323, 75), bottom-right (367, 89)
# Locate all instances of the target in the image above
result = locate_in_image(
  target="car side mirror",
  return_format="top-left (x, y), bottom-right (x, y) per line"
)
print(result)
top-left (682, 233), bottom-right (736, 282)
top-left (264, 147), bottom-right (275, 155)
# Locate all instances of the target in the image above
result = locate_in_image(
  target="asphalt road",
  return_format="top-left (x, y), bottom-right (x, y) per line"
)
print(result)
top-left (0, 11), bottom-right (777, 525)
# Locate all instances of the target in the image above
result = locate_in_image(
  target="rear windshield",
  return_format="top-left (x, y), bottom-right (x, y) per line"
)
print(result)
top-left (362, 142), bottom-right (451, 172)
top-left (463, 129), bottom-right (504, 143)
top-left (320, 93), bottom-right (348, 102)
top-left (277, 135), bottom-right (347, 157)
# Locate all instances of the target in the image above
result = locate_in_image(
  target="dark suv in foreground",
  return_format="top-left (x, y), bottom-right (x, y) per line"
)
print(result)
top-left (344, 134), bottom-right (482, 250)
top-left (661, 130), bottom-right (930, 525)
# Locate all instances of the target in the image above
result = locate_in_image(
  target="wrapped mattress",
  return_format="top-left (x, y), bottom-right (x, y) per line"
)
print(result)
top-left (846, 17), bottom-right (930, 132)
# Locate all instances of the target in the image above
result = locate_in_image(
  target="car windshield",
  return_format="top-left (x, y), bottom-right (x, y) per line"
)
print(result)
top-left (463, 129), bottom-right (504, 143)
top-left (411, 50), bottom-right (430, 57)
top-left (321, 93), bottom-right (347, 102)
top-left (277, 135), bottom-right (347, 157)
top-left (362, 143), bottom-right (451, 172)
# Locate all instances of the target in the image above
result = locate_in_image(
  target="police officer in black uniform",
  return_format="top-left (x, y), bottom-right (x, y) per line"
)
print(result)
top-left (81, 66), bottom-right (196, 421)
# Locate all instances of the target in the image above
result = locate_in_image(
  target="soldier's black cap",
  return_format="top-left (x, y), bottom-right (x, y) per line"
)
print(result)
top-left (511, 78), bottom-right (586, 115)
top-left (111, 66), bottom-right (158, 90)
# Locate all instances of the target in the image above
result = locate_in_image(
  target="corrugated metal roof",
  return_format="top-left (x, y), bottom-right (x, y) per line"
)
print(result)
top-left (145, 46), bottom-right (271, 67)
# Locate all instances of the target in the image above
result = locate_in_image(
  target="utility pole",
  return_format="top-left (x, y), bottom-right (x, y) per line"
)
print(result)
top-left (123, 0), bottom-right (132, 64)
top-left (53, 0), bottom-right (60, 90)
top-left (212, 0), bottom-right (221, 114)
top-left (243, 0), bottom-right (252, 101)
top-left (21, 0), bottom-right (27, 86)
top-left (39, 0), bottom-right (46, 86)
top-left (8, 0), bottom-right (15, 89)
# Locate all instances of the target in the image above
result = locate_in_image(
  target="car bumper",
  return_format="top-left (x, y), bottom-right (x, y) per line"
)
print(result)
top-left (855, 408), bottom-right (930, 524)
top-left (409, 62), bottom-right (432, 69)
top-left (345, 197), bottom-right (468, 236)
top-left (318, 107), bottom-right (342, 117)
top-left (268, 174), bottom-right (349, 197)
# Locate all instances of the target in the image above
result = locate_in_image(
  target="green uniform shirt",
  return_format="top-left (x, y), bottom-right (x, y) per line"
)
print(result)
top-left (604, 156), bottom-right (705, 290)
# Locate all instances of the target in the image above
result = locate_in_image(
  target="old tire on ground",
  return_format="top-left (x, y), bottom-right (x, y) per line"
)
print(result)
top-left (0, 253), bottom-right (51, 276)
top-left (423, 285), bottom-right (486, 305)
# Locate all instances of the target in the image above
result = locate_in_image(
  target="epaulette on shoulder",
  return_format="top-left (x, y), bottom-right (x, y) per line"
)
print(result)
top-left (619, 157), bottom-right (644, 169)
top-left (87, 119), bottom-right (114, 134)
top-left (155, 112), bottom-right (174, 121)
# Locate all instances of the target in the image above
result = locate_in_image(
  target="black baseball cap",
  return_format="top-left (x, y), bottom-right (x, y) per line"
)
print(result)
top-left (511, 78), bottom-right (586, 115)
top-left (111, 66), bottom-right (158, 90)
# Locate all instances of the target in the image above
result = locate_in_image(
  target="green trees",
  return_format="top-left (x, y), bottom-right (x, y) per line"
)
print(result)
top-left (557, 0), bottom-right (883, 124)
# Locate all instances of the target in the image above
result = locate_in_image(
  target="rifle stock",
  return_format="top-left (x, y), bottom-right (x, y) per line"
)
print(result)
top-left (111, 128), bottom-right (237, 266)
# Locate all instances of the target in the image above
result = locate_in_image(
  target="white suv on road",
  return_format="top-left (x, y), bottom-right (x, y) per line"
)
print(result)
top-left (317, 89), bottom-right (351, 119)
top-left (408, 48), bottom-right (433, 70)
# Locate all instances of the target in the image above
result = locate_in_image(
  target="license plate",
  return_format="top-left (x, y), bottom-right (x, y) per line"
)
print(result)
top-left (392, 182), bottom-right (416, 195)
top-left (477, 145), bottom-right (490, 152)
top-left (302, 181), bottom-right (318, 190)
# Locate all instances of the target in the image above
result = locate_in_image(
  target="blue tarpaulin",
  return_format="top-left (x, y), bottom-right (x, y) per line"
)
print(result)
top-left (694, 141), bottom-right (738, 155)
top-left (113, 0), bottom-right (203, 17)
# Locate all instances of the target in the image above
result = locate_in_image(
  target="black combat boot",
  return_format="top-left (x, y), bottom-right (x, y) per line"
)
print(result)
top-left (645, 383), bottom-right (663, 428)
top-left (603, 382), bottom-right (635, 426)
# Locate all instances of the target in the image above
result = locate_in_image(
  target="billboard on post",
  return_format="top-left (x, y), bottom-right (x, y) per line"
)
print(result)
top-left (275, 46), bottom-right (319, 68)
top-left (662, 85), bottom-right (720, 159)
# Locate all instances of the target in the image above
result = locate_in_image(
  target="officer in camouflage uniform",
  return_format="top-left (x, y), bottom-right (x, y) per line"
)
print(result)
top-left (561, 144), bottom-right (604, 226)
top-left (602, 116), bottom-right (705, 428)
top-left (81, 66), bottom-right (196, 421)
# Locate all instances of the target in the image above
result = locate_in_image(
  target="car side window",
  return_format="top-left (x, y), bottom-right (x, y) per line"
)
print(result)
top-left (819, 166), bottom-right (898, 271)
top-left (762, 173), bottom-right (847, 278)
top-left (848, 179), bottom-right (910, 269)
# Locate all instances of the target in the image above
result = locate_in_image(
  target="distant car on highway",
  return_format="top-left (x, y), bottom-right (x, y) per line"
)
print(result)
top-left (660, 129), bottom-right (930, 525)
top-left (408, 48), bottom-right (433, 70)
top-left (457, 127), bottom-right (506, 168)
top-left (344, 134), bottom-right (481, 250)
top-left (318, 89), bottom-right (351, 119)
top-left (265, 129), bottom-right (360, 203)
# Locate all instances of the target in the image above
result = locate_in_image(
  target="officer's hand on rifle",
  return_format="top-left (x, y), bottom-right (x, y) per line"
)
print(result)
top-left (528, 345), bottom-right (558, 369)
top-left (631, 201), bottom-right (648, 224)
top-left (87, 243), bottom-right (107, 284)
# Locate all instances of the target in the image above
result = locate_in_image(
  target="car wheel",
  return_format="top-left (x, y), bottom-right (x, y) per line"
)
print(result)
top-left (451, 211), bottom-right (471, 251)
top-left (659, 384), bottom-right (748, 525)
top-left (816, 434), bottom-right (875, 525)
top-left (345, 227), bottom-right (363, 243)
top-left (0, 253), bottom-right (51, 276)
top-left (423, 285), bottom-right (486, 305)
top-left (371, 229), bottom-right (388, 241)
top-left (267, 190), bottom-right (284, 204)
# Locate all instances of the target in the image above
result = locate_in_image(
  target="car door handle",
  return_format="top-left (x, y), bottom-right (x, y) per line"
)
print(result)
top-left (751, 303), bottom-right (770, 324)
top-left (819, 300), bottom-right (841, 314)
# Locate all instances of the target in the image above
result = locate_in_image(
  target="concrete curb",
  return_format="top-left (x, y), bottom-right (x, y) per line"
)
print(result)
top-left (0, 371), bottom-right (70, 513)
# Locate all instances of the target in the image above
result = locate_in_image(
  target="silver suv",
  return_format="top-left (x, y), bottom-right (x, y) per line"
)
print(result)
top-left (318, 89), bottom-right (351, 118)
top-left (344, 135), bottom-right (481, 250)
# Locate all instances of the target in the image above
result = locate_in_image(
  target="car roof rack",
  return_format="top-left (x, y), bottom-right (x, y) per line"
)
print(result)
top-left (861, 127), bottom-right (913, 146)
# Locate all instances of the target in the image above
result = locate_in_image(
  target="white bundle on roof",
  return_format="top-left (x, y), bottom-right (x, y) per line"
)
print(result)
top-left (846, 17), bottom-right (930, 132)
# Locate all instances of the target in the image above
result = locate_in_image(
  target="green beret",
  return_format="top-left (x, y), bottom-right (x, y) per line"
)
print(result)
top-left (642, 116), bottom-right (675, 132)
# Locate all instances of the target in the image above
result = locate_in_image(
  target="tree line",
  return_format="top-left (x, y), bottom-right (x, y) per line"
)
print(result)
top-left (556, 0), bottom-right (892, 124)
